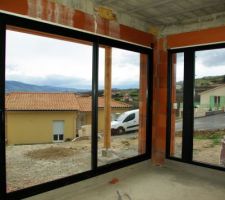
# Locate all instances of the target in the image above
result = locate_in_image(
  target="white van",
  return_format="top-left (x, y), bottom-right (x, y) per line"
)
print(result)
top-left (111, 109), bottom-right (139, 134)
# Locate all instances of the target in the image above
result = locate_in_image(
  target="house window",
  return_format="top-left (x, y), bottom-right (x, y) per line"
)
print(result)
top-left (53, 121), bottom-right (65, 142)
top-left (214, 96), bottom-right (221, 108)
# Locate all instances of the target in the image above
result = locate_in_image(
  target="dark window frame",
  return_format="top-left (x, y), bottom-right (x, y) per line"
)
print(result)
top-left (167, 43), bottom-right (225, 171)
top-left (0, 12), bottom-right (153, 199)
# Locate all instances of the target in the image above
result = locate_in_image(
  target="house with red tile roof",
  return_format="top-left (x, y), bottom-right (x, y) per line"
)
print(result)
top-left (5, 92), bottom-right (131, 145)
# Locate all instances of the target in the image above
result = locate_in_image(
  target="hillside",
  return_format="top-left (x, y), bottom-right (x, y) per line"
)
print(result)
top-left (176, 75), bottom-right (225, 102)
top-left (177, 75), bottom-right (225, 88)
top-left (5, 81), bottom-right (87, 93)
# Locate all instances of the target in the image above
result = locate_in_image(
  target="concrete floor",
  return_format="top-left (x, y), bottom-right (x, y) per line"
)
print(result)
top-left (26, 160), bottom-right (225, 200)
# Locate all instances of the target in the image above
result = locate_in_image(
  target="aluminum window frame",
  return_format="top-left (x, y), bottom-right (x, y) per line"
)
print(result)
top-left (0, 12), bottom-right (153, 199)
top-left (167, 43), bottom-right (225, 171)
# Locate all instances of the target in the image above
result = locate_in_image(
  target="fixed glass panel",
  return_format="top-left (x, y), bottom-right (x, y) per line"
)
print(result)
top-left (170, 53), bottom-right (184, 158)
top-left (5, 29), bottom-right (93, 192)
top-left (98, 46), bottom-right (147, 166)
top-left (193, 48), bottom-right (225, 167)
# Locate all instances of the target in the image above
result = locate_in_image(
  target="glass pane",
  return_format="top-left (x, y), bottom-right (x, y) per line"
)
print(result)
top-left (193, 48), bottom-right (225, 167)
top-left (98, 46), bottom-right (147, 166)
top-left (5, 29), bottom-right (93, 192)
top-left (170, 53), bottom-right (184, 158)
top-left (59, 134), bottom-right (64, 141)
top-left (53, 135), bottom-right (58, 141)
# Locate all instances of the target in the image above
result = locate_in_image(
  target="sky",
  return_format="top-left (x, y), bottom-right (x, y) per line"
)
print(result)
top-left (176, 49), bottom-right (225, 82)
top-left (6, 30), bottom-right (140, 90)
top-left (6, 30), bottom-right (225, 88)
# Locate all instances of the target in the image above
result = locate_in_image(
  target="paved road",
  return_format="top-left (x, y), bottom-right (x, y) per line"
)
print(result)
top-left (176, 112), bottom-right (225, 131)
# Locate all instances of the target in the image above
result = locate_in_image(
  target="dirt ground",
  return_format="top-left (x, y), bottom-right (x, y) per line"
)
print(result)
top-left (6, 133), bottom-right (139, 192)
top-left (7, 131), bottom-right (225, 192)
top-left (174, 136), bottom-right (224, 166)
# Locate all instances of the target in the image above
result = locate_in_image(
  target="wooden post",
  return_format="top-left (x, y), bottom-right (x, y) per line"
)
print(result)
top-left (104, 46), bottom-right (112, 150)
top-left (138, 54), bottom-right (147, 154)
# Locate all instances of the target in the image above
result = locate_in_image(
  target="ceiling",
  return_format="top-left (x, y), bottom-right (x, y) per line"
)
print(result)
top-left (94, 0), bottom-right (225, 26)
top-left (56, 0), bottom-right (225, 35)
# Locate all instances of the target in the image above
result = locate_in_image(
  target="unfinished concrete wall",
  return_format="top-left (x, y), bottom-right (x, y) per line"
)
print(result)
top-left (0, 0), bottom-right (153, 46)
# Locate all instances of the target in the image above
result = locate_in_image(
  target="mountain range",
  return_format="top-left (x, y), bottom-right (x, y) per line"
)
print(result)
top-left (5, 81), bottom-right (88, 93)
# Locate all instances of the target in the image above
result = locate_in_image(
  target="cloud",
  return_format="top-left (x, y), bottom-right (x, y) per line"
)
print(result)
top-left (7, 74), bottom-right (139, 90)
top-left (112, 48), bottom-right (140, 67)
top-left (6, 64), bottom-right (18, 70)
top-left (197, 48), bottom-right (225, 67)
top-left (112, 80), bottom-right (139, 89)
top-left (37, 75), bottom-right (92, 89)
top-left (176, 52), bottom-right (184, 61)
top-left (6, 30), bottom-right (141, 90)
top-left (6, 74), bottom-right (92, 90)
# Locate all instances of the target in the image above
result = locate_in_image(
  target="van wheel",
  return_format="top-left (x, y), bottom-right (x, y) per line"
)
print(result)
top-left (117, 127), bottom-right (125, 135)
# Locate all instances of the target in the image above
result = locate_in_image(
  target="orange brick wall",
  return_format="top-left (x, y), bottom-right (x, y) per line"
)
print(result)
top-left (152, 38), bottom-right (168, 165)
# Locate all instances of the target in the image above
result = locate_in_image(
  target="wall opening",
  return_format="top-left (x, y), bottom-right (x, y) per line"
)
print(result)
top-left (167, 44), bottom-right (225, 171)
top-left (0, 13), bottom-right (152, 199)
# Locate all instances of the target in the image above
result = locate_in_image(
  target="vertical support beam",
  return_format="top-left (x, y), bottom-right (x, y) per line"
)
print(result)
top-left (0, 18), bottom-right (6, 198)
top-left (182, 49), bottom-right (194, 162)
top-left (152, 38), bottom-right (168, 165)
top-left (91, 42), bottom-right (99, 170)
top-left (104, 46), bottom-right (112, 149)
top-left (138, 54), bottom-right (147, 154)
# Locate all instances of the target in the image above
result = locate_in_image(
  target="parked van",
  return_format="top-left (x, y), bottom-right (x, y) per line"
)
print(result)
top-left (111, 109), bottom-right (139, 134)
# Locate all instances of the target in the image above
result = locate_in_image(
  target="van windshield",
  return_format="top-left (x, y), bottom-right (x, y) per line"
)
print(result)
top-left (115, 113), bottom-right (127, 121)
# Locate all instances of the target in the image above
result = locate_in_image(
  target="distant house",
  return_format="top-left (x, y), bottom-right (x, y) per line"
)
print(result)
top-left (122, 92), bottom-right (133, 102)
top-left (197, 84), bottom-right (225, 116)
top-left (5, 92), bottom-right (131, 145)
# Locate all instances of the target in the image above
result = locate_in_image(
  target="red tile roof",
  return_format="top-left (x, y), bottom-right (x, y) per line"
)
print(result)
top-left (6, 92), bottom-right (131, 111)
top-left (77, 96), bottom-right (132, 111)
top-left (5, 92), bottom-right (80, 111)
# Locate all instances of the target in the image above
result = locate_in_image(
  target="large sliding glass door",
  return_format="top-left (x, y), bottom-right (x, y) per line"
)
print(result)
top-left (5, 29), bottom-right (93, 192)
top-left (168, 45), bottom-right (225, 170)
top-left (97, 46), bottom-right (148, 166)
top-left (193, 48), bottom-right (225, 166)
top-left (0, 13), bottom-right (153, 199)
